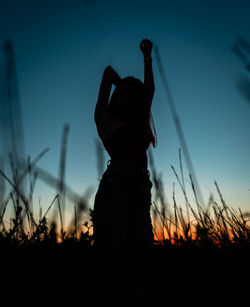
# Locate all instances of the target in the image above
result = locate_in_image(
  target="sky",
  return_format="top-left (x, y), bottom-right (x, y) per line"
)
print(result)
top-left (0, 0), bottom-right (250, 226)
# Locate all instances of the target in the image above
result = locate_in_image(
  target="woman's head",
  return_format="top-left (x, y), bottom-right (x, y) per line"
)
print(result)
top-left (109, 77), bottom-right (147, 124)
top-left (108, 76), bottom-right (157, 147)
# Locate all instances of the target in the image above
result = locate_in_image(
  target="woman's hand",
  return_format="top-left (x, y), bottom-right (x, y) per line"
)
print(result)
top-left (140, 39), bottom-right (153, 58)
top-left (104, 65), bottom-right (121, 86)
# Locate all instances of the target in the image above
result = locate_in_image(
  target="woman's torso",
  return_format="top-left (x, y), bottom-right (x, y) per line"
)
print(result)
top-left (95, 110), bottom-right (150, 169)
top-left (103, 125), bottom-right (150, 169)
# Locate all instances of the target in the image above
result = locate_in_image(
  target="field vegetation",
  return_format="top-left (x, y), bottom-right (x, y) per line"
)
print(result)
top-left (0, 138), bottom-right (249, 304)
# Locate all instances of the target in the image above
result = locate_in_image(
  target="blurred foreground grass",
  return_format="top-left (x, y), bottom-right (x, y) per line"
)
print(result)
top-left (0, 139), bottom-right (249, 304)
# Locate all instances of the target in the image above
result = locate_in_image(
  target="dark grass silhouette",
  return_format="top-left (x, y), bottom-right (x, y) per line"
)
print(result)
top-left (233, 37), bottom-right (250, 105)
top-left (0, 143), bottom-right (250, 304)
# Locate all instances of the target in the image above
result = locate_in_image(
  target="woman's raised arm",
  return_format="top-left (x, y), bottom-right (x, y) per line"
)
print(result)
top-left (140, 39), bottom-right (155, 110)
top-left (94, 66), bottom-right (121, 122)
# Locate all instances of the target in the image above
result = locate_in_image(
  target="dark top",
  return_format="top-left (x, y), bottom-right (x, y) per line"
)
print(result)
top-left (102, 125), bottom-right (150, 169)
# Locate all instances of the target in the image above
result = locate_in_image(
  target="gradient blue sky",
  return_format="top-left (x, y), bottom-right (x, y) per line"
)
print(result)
top-left (0, 0), bottom-right (250, 223)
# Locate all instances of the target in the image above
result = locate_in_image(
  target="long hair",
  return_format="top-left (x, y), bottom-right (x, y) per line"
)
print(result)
top-left (108, 77), bottom-right (157, 148)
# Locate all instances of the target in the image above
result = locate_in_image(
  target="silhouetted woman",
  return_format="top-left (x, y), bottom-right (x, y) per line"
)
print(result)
top-left (93, 39), bottom-right (157, 251)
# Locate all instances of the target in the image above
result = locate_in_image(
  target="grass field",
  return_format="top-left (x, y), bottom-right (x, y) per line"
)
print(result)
top-left (0, 144), bottom-right (249, 305)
